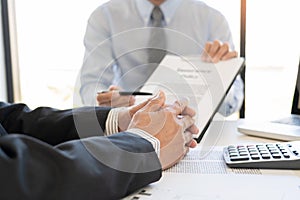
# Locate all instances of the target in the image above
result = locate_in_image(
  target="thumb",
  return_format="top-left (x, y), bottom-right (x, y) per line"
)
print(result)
top-left (141, 90), bottom-right (166, 112)
top-left (128, 98), bottom-right (151, 117)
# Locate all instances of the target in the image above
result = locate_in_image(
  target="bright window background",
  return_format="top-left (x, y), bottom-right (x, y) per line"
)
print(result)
top-left (14, 0), bottom-right (108, 109)
top-left (246, 0), bottom-right (300, 120)
top-left (14, 0), bottom-right (300, 120)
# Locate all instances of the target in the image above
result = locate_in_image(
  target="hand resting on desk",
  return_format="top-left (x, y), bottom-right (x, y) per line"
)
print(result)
top-left (128, 91), bottom-right (199, 170)
top-left (97, 85), bottom-right (136, 107)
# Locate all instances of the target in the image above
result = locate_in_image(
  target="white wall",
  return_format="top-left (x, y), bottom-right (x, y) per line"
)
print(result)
top-left (0, 3), bottom-right (8, 102)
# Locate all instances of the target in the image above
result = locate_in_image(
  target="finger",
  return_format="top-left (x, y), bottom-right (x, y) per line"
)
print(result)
top-left (186, 124), bottom-right (199, 135)
top-left (96, 92), bottom-right (116, 104)
top-left (128, 97), bottom-right (152, 116)
top-left (111, 95), bottom-right (134, 107)
top-left (177, 97), bottom-right (196, 117)
top-left (130, 92), bottom-right (162, 113)
top-left (109, 85), bottom-right (121, 91)
top-left (221, 50), bottom-right (238, 60)
top-left (182, 106), bottom-right (196, 118)
top-left (128, 96), bottom-right (136, 106)
top-left (188, 139), bottom-right (198, 148)
top-left (183, 131), bottom-right (193, 146)
top-left (204, 42), bottom-right (212, 53)
top-left (181, 115), bottom-right (195, 130)
top-left (183, 146), bottom-right (189, 156)
top-left (201, 42), bottom-right (212, 62)
top-left (170, 98), bottom-right (189, 116)
top-left (141, 90), bottom-right (166, 112)
top-left (183, 131), bottom-right (198, 148)
top-left (208, 40), bottom-right (221, 59)
top-left (212, 43), bottom-right (229, 63)
top-left (98, 102), bottom-right (113, 107)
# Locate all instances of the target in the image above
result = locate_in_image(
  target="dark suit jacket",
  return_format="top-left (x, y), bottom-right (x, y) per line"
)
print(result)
top-left (0, 102), bottom-right (162, 200)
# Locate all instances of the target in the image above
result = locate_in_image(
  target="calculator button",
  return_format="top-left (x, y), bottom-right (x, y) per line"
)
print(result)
top-left (229, 153), bottom-right (239, 157)
top-left (269, 149), bottom-right (279, 152)
top-left (257, 146), bottom-right (267, 150)
top-left (230, 156), bottom-right (249, 161)
top-left (272, 155), bottom-right (282, 159)
top-left (259, 150), bottom-right (269, 154)
top-left (228, 146), bottom-right (237, 149)
top-left (228, 150), bottom-right (238, 154)
top-left (270, 152), bottom-right (280, 155)
top-left (283, 153), bottom-right (290, 158)
top-left (251, 155), bottom-right (260, 160)
top-left (248, 149), bottom-right (258, 152)
top-left (261, 154), bottom-right (271, 159)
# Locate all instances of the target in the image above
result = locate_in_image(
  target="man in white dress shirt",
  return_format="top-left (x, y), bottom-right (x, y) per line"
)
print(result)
top-left (79, 0), bottom-right (244, 116)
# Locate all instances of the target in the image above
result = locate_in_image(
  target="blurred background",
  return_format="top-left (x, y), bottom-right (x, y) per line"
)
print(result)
top-left (1, 0), bottom-right (300, 120)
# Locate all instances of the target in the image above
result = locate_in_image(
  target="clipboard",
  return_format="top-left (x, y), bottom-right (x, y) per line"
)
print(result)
top-left (139, 55), bottom-right (245, 143)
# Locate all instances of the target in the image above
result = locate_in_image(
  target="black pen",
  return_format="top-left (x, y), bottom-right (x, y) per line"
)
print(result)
top-left (98, 91), bottom-right (153, 96)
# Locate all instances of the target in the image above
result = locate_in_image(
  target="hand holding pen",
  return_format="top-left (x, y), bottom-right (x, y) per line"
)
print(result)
top-left (96, 85), bottom-right (152, 107)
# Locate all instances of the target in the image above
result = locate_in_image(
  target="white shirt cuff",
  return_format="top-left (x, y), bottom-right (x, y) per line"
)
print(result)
top-left (105, 109), bottom-right (160, 157)
top-left (105, 107), bottom-right (125, 136)
top-left (127, 128), bottom-right (160, 157)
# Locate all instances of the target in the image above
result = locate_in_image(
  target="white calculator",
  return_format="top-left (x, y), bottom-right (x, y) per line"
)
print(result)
top-left (223, 141), bottom-right (300, 169)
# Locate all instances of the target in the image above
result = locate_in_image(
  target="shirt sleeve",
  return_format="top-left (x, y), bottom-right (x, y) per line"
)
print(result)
top-left (127, 128), bottom-right (160, 158)
top-left (105, 107), bottom-right (125, 136)
top-left (80, 7), bottom-right (116, 105)
top-left (105, 108), bottom-right (160, 156)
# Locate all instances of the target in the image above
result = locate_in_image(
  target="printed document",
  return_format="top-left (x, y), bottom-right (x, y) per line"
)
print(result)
top-left (138, 55), bottom-right (244, 140)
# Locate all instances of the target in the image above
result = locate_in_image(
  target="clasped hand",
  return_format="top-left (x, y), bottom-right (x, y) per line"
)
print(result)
top-left (125, 91), bottom-right (199, 170)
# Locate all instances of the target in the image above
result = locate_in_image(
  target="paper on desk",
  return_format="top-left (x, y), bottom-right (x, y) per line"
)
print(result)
top-left (164, 146), bottom-right (261, 175)
top-left (124, 174), bottom-right (300, 200)
top-left (123, 145), bottom-right (300, 200)
top-left (164, 145), bottom-right (296, 176)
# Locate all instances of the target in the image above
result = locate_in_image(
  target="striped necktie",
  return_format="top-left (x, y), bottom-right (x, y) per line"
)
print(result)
top-left (147, 6), bottom-right (167, 64)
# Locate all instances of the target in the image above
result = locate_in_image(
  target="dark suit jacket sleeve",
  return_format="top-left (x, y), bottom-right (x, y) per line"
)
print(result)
top-left (0, 132), bottom-right (162, 200)
top-left (0, 102), bottom-right (111, 145)
top-left (0, 102), bottom-right (162, 199)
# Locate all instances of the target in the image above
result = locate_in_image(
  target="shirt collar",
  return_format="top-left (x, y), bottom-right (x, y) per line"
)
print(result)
top-left (135, 0), bottom-right (182, 26)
